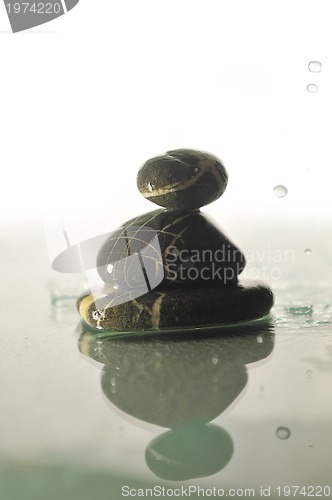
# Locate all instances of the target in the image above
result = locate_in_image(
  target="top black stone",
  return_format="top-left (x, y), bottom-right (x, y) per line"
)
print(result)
top-left (137, 149), bottom-right (228, 210)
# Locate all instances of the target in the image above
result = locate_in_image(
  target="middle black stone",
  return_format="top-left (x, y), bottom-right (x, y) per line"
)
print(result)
top-left (96, 209), bottom-right (246, 290)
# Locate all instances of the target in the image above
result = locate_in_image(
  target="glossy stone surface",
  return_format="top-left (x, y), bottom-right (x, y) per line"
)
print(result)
top-left (76, 148), bottom-right (274, 331)
top-left (96, 209), bottom-right (246, 289)
top-left (137, 149), bottom-right (228, 210)
top-left (77, 280), bottom-right (274, 330)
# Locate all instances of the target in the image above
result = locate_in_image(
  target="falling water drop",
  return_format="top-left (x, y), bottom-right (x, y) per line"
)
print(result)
top-left (308, 61), bottom-right (322, 73)
top-left (276, 427), bottom-right (291, 440)
top-left (306, 369), bottom-right (313, 382)
top-left (273, 185), bottom-right (288, 198)
top-left (307, 83), bottom-right (318, 93)
top-left (305, 249), bottom-right (312, 255)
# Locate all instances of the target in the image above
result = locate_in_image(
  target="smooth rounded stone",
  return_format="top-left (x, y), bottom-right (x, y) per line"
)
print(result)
top-left (137, 149), bottom-right (228, 210)
top-left (96, 209), bottom-right (246, 289)
top-left (76, 279), bottom-right (274, 331)
top-left (78, 323), bottom-right (274, 428)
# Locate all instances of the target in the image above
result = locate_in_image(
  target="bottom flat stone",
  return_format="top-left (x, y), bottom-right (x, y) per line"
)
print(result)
top-left (76, 280), bottom-right (274, 331)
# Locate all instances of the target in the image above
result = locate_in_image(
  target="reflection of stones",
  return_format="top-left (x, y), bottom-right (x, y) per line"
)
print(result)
top-left (77, 148), bottom-right (274, 331)
top-left (79, 322), bottom-right (274, 480)
top-left (146, 425), bottom-right (233, 481)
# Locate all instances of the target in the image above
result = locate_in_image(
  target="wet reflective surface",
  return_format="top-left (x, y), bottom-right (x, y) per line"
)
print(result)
top-left (1, 222), bottom-right (332, 499)
top-left (79, 320), bottom-right (274, 481)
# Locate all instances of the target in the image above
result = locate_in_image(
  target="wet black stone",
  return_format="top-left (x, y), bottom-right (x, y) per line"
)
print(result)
top-left (96, 209), bottom-right (246, 289)
top-left (77, 280), bottom-right (274, 331)
top-left (76, 148), bottom-right (274, 331)
top-left (137, 149), bottom-right (228, 210)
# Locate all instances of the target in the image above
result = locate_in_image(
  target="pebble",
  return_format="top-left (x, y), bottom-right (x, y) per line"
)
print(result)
top-left (77, 280), bottom-right (274, 330)
top-left (96, 209), bottom-right (246, 289)
top-left (76, 148), bottom-right (274, 332)
top-left (137, 149), bottom-right (228, 210)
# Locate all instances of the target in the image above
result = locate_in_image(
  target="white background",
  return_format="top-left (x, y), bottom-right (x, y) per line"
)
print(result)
top-left (0, 0), bottom-right (332, 227)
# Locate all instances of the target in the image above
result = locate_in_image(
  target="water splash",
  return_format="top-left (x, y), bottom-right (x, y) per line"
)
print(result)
top-left (46, 277), bottom-right (84, 311)
top-left (274, 301), bottom-right (331, 330)
top-left (287, 306), bottom-right (313, 316)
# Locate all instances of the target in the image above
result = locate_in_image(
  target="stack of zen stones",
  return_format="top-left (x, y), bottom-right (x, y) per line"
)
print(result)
top-left (77, 149), bottom-right (274, 331)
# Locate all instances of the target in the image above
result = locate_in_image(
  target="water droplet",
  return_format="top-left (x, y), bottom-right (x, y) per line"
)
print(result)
top-left (111, 377), bottom-right (117, 387)
top-left (305, 248), bottom-right (312, 255)
top-left (306, 369), bottom-right (313, 382)
top-left (256, 336), bottom-right (263, 344)
top-left (147, 181), bottom-right (153, 192)
top-left (276, 427), bottom-right (291, 440)
top-left (273, 185), bottom-right (288, 198)
top-left (92, 310), bottom-right (105, 321)
top-left (308, 61), bottom-right (322, 73)
top-left (113, 284), bottom-right (119, 290)
top-left (107, 263), bottom-right (114, 274)
top-left (307, 83), bottom-right (318, 93)
top-left (211, 356), bottom-right (218, 365)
